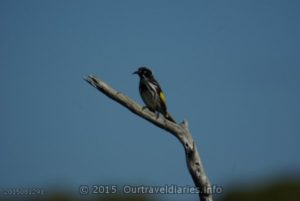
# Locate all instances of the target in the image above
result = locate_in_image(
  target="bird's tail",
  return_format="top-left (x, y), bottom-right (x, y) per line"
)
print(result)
top-left (165, 112), bottom-right (176, 123)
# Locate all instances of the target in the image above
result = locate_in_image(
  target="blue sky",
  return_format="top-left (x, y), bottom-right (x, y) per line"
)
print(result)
top-left (0, 0), bottom-right (299, 200)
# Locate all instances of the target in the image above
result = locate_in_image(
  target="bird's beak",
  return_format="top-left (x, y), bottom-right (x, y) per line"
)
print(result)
top-left (132, 70), bottom-right (138, 75)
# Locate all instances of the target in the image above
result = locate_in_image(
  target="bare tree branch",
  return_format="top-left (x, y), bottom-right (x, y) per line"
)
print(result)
top-left (83, 74), bottom-right (213, 201)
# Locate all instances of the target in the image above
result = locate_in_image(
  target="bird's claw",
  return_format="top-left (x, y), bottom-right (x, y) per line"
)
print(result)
top-left (142, 106), bottom-right (148, 111)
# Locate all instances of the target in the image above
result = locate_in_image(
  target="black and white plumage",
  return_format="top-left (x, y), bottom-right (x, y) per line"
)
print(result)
top-left (133, 67), bottom-right (176, 123)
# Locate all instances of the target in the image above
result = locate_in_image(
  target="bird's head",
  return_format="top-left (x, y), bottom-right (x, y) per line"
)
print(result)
top-left (133, 67), bottom-right (153, 78)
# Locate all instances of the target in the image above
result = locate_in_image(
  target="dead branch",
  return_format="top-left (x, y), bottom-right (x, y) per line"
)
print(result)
top-left (83, 74), bottom-right (213, 201)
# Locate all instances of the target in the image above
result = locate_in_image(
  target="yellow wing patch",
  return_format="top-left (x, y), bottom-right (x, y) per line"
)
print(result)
top-left (159, 92), bottom-right (166, 104)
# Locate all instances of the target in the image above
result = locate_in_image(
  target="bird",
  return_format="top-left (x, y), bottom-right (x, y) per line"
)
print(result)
top-left (133, 67), bottom-right (176, 123)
